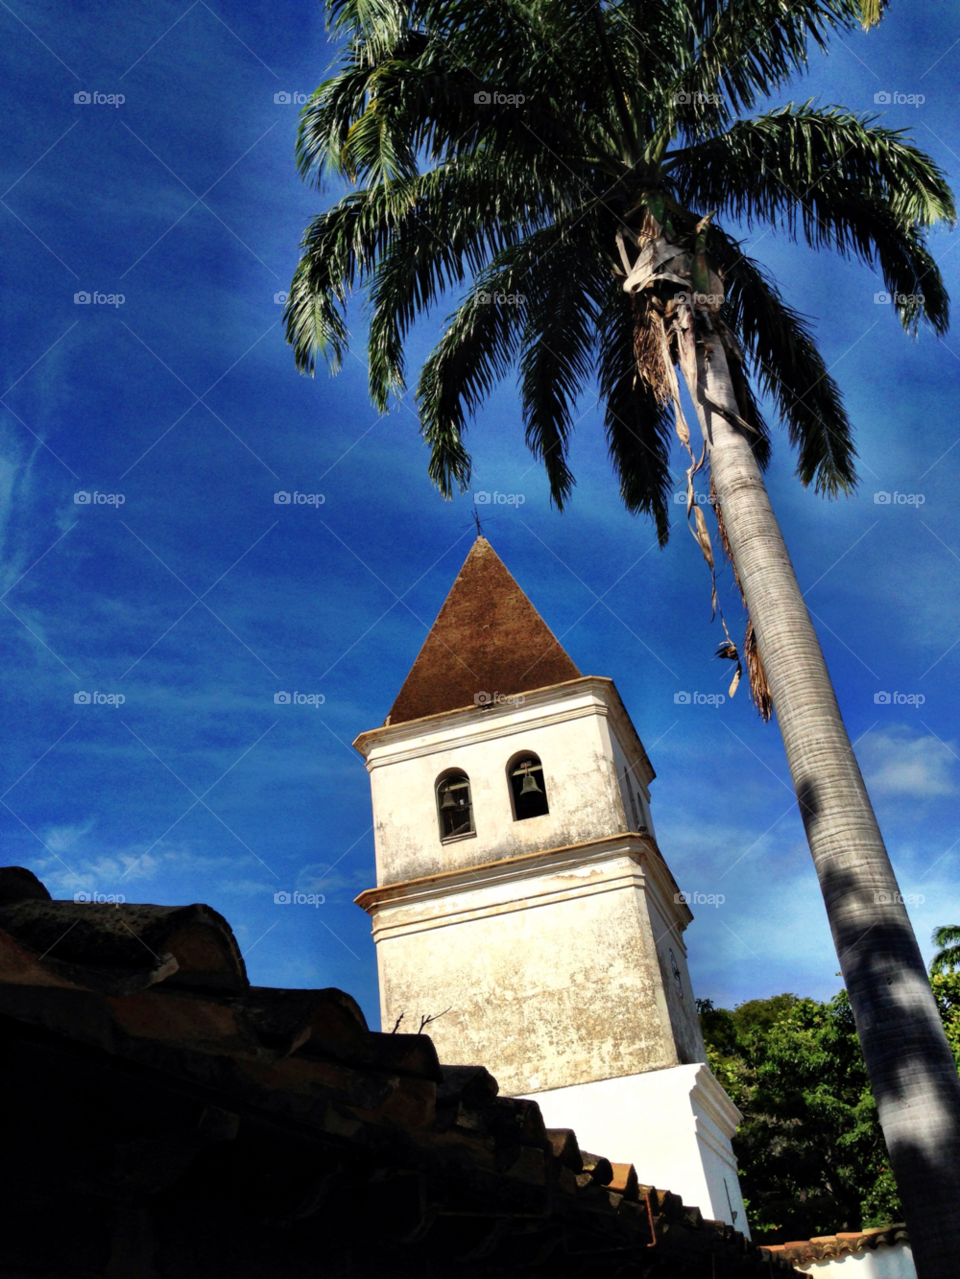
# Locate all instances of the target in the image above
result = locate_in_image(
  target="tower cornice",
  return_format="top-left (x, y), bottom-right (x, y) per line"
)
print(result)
top-left (353, 675), bottom-right (655, 787)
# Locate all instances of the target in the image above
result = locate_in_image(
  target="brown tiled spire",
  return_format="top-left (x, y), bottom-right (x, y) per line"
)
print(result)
top-left (386, 537), bottom-right (581, 725)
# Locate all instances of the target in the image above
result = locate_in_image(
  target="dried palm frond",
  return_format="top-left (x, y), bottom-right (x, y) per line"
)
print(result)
top-left (631, 291), bottom-right (672, 405)
top-left (712, 476), bottom-right (774, 720)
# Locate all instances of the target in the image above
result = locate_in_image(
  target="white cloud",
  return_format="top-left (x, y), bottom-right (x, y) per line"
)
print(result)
top-left (859, 727), bottom-right (957, 798)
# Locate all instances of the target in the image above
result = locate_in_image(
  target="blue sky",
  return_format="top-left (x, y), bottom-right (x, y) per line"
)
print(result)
top-left (1, 0), bottom-right (959, 1026)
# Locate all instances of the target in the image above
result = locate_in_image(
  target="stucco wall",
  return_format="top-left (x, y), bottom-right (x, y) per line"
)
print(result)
top-left (797, 1244), bottom-right (915, 1278)
top-left (363, 842), bottom-right (694, 1094)
top-left (524, 1064), bottom-right (750, 1235)
top-left (358, 681), bottom-right (650, 887)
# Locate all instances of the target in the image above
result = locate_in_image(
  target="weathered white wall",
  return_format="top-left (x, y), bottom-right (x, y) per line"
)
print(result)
top-left (796, 1244), bottom-right (915, 1278)
top-left (356, 679), bottom-right (653, 887)
top-left (361, 839), bottom-right (694, 1094)
top-left (524, 1065), bottom-right (750, 1236)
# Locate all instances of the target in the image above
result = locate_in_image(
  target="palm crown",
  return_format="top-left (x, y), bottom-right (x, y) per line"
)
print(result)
top-left (932, 926), bottom-right (960, 977)
top-left (286, 0), bottom-right (953, 547)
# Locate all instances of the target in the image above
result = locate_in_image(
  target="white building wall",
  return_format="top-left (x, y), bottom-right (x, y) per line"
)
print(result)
top-left (355, 673), bottom-right (746, 1235)
top-left (362, 840), bottom-right (690, 1093)
top-left (524, 1064), bottom-right (750, 1236)
top-left (796, 1244), bottom-right (915, 1278)
top-left (362, 681), bottom-right (637, 886)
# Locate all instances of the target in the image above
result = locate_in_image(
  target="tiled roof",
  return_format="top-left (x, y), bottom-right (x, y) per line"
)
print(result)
top-left (759, 1225), bottom-right (909, 1267)
top-left (386, 537), bottom-right (581, 725)
top-left (1, 867), bottom-right (797, 1275)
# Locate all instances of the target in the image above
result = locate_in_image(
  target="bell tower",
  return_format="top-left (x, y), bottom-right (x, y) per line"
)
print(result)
top-left (354, 537), bottom-right (748, 1233)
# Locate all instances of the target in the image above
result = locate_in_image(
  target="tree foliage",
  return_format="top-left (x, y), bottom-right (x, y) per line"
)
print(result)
top-left (699, 980), bottom-right (960, 1241)
top-left (931, 924), bottom-right (960, 977)
top-left (287, 0), bottom-right (954, 542)
top-left (699, 989), bottom-right (913, 1241)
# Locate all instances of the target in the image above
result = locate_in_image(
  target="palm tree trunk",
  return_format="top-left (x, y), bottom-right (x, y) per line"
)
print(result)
top-left (681, 307), bottom-right (960, 1279)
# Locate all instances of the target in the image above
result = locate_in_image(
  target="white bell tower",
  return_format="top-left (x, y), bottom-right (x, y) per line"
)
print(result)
top-left (354, 537), bottom-right (749, 1234)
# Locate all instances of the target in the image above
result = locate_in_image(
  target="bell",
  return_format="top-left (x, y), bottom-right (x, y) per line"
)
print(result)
top-left (520, 769), bottom-right (542, 796)
top-left (440, 788), bottom-right (456, 810)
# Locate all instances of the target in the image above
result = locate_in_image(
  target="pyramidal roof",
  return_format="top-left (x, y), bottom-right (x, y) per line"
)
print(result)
top-left (386, 537), bottom-right (581, 725)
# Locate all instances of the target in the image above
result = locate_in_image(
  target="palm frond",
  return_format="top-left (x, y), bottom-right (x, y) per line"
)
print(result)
top-left (678, 0), bottom-right (863, 122)
top-left (516, 222), bottom-right (611, 508)
top-left (596, 285), bottom-right (677, 546)
top-left (930, 926), bottom-right (960, 976)
top-left (668, 105), bottom-right (954, 334)
top-left (709, 226), bottom-right (857, 494)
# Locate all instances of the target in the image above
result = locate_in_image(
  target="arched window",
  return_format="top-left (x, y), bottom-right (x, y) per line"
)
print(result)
top-left (669, 950), bottom-right (684, 1000)
top-left (436, 772), bottom-right (474, 841)
top-left (507, 752), bottom-right (549, 821)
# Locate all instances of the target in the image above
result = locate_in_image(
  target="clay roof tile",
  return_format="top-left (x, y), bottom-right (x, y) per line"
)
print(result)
top-left (387, 537), bottom-right (580, 725)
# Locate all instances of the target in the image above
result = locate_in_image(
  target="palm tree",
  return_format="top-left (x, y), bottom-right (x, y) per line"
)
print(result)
top-left (284, 1), bottom-right (960, 1271)
top-left (932, 927), bottom-right (960, 977)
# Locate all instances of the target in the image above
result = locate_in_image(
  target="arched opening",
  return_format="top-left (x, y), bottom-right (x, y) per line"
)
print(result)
top-left (436, 772), bottom-right (475, 841)
top-left (507, 753), bottom-right (549, 821)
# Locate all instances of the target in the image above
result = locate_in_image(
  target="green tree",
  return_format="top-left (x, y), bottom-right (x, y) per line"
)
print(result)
top-left (700, 992), bottom-right (900, 1241)
top-left (285, 3), bottom-right (960, 1271)
top-left (930, 971), bottom-right (960, 1068)
top-left (931, 925), bottom-right (960, 976)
